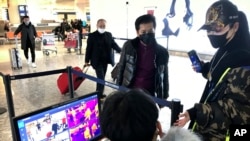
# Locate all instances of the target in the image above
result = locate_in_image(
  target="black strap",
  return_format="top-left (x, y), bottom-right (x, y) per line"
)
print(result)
top-left (71, 69), bottom-right (172, 107)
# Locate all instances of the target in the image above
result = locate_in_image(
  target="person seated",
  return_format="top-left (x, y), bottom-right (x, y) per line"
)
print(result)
top-left (100, 89), bottom-right (201, 141)
top-left (52, 26), bottom-right (63, 41)
top-left (4, 20), bottom-right (10, 32)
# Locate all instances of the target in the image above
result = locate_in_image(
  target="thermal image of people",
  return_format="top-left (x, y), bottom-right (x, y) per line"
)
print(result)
top-left (91, 123), bottom-right (98, 137)
top-left (84, 127), bottom-right (92, 140)
top-left (94, 104), bottom-right (99, 117)
top-left (84, 108), bottom-right (91, 120)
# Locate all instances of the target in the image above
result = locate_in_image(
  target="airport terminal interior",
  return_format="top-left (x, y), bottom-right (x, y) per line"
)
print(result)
top-left (0, 39), bottom-right (210, 141)
top-left (1, 0), bottom-right (248, 140)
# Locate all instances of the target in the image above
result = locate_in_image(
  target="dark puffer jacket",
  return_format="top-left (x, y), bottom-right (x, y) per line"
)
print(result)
top-left (14, 22), bottom-right (37, 50)
top-left (117, 37), bottom-right (169, 99)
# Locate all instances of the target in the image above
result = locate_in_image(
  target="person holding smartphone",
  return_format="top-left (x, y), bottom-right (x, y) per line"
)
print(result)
top-left (187, 50), bottom-right (202, 73)
top-left (175, 1), bottom-right (250, 141)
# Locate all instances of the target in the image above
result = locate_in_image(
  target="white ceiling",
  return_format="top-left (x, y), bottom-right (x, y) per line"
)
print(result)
top-left (34, 0), bottom-right (89, 7)
top-left (56, 0), bottom-right (89, 6)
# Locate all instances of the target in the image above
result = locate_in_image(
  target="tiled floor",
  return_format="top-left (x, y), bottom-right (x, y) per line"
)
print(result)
top-left (0, 39), bottom-right (208, 141)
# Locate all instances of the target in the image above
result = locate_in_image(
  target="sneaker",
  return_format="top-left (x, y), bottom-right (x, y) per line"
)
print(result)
top-left (31, 63), bottom-right (36, 68)
top-left (27, 59), bottom-right (31, 65)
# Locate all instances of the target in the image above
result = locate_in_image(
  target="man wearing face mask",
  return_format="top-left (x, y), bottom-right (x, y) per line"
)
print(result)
top-left (116, 14), bottom-right (169, 100)
top-left (85, 19), bottom-right (121, 98)
top-left (175, 1), bottom-right (250, 141)
top-left (14, 15), bottom-right (38, 68)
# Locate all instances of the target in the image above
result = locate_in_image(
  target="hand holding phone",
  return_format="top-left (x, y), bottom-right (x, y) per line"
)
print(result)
top-left (187, 50), bottom-right (202, 72)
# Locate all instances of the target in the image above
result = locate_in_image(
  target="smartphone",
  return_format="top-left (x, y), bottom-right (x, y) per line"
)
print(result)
top-left (187, 50), bottom-right (202, 72)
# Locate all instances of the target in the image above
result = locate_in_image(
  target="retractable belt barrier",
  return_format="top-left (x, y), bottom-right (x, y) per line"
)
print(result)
top-left (72, 68), bottom-right (173, 107)
top-left (0, 68), bottom-right (70, 141)
top-left (71, 67), bottom-right (183, 127)
top-left (113, 37), bottom-right (131, 40)
top-left (113, 37), bottom-right (170, 41)
top-left (0, 66), bottom-right (183, 141)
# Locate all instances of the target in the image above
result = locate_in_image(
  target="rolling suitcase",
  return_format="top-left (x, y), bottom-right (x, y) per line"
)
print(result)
top-left (9, 38), bottom-right (22, 70)
top-left (57, 66), bottom-right (89, 95)
top-left (35, 40), bottom-right (42, 51)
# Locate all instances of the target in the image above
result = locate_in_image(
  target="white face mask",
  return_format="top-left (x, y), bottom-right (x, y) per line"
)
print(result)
top-left (97, 28), bottom-right (105, 34)
top-left (24, 21), bottom-right (30, 25)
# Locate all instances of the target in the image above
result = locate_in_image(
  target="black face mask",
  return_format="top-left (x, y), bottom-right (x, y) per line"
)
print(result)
top-left (139, 33), bottom-right (156, 45)
top-left (207, 31), bottom-right (229, 48)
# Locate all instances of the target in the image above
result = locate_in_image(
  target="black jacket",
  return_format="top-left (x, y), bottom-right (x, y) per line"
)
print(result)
top-left (52, 26), bottom-right (62, 35)
top-left (85, 31), bottom-right (121, 69)
top-left (117, 37), bottom-right (169, 99)
top-left (14, 22), bottom-right (37, 50)
top-left (72, 23), bottom-right (83, 39)
top-left (60, 22), bottom-right (71, 33)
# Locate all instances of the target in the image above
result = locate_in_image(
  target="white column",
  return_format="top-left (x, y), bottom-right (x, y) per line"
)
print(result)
top-left (74, 0), bottom-right (88, 20)
top-left (8, 0), bottom-right (26, 24)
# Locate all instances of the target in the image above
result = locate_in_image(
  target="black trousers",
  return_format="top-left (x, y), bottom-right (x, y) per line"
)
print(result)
top-left (78, 32), bottom-right (82, 47)
top-left (94, 63), bottom-right (108, 96)
top-left (23, 41), bottom-right (35, 63)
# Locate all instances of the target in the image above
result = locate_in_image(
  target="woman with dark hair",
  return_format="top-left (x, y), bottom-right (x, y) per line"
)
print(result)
top-left (237, 11), bottom-right (250, 49)
top-left (175, 1), bottom-right (250, 141)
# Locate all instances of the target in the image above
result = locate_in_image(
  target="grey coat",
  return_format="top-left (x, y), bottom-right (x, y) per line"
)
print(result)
top-left (14, 22), bottom-right (37, 50)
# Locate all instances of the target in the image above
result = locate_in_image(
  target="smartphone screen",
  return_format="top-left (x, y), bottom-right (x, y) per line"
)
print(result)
top-left (187, 50), bottom-right (202, 72)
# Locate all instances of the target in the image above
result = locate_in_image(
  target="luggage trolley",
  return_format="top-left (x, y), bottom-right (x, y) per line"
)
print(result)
top-left (64, 32), bottom-right (79, 51)
top-left (42, 33), bottom-right (57, 56)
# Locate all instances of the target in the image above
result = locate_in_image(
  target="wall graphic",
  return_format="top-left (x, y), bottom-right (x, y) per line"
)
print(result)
top-left (162, 0), bottom-right (192, 38)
